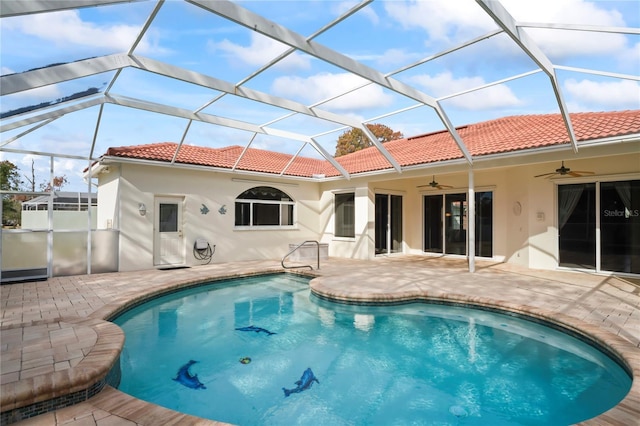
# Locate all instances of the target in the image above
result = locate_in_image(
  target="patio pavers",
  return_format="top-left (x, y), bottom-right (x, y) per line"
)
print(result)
top-left (1, 257), bottom-right (639, 425)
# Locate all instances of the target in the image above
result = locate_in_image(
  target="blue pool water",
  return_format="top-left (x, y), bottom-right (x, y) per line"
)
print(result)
top-left (113, 274), bottom-right (631, 425)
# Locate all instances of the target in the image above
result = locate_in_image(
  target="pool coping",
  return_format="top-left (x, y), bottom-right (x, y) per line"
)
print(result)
top-left (0, 318), bottom-right (124, 423)
top-left (1, 265), bottom-right (638, 425)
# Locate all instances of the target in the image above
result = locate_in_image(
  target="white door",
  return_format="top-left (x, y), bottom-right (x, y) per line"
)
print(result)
top-left (154, 197), bottom-right (185, 266)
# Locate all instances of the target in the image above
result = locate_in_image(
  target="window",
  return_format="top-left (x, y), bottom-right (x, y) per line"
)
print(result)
top-left (235, 186), bottom-right (294, 227)
top-left (334, 192), bottom-right (355, 238)
top-left (159, 203), bottom-right (179, 232)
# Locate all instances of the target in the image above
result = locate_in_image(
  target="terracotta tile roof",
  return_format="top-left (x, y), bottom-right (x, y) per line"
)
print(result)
top-left (323, 110), bottom-right (640, 176)
top-left (105, 110), bottom-right (640, 178)
top-left (105, 143), bottom-right (327, 177)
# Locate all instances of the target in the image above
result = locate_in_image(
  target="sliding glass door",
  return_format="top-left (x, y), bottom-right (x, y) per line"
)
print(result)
top-left (375, 194), bottom-right (403, 255)
top-left (559, 180), bottom-right (639, 274)
top-left (423, 192), bottom-right (493, 257)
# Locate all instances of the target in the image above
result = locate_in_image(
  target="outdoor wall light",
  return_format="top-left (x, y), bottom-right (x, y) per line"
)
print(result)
top-left (138, 203), bottom-right (147, 216)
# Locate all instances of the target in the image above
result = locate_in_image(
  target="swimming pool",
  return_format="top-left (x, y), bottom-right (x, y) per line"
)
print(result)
top-left (113, 273), bottom-right (631, 425)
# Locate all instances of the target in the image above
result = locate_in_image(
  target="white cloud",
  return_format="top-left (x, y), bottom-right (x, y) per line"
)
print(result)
top-left (271, 72), bottom-right (394, 111)
top-left (384, 0), bottom-right (633, 61)
top-left (528, 29), bottom-right (628, 60)
top-left (17, 155), bottom-right (89, 191)
top-left (208, 32), bottom-right (310, 70)
top-left (377, 48), bottom-right (422, 69)
top-left (564, 79), bottom-right (640, 109)
top-left (54, 158), bottom-right (84, 182)
top-left (332, 1), bottom-right (379, 25)
top-left (1, 10), bottom-right (164, 55)
top-left (508, 0), bottom-right (629, 60)
top-left (500, 0), bottom-right (625, 25)
top-left (384, 0), bottom-right (495, 44)
top-left (616, 41), bottom-right (640, 73)
top-left (411, 72), bottom-right (522, 110)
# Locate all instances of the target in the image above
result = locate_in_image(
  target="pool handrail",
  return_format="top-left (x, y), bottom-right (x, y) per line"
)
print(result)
top-left (281, 240), bottom-right (320, 270)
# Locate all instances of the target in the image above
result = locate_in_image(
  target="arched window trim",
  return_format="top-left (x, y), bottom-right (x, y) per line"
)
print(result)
top-left (236, 186), bottom-right (293, 201)
top-left (234, 186), bottom-right (296, 229)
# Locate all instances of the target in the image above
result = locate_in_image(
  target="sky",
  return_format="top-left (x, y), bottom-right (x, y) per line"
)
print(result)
top-left (1, 0), bottom-right (639, 191)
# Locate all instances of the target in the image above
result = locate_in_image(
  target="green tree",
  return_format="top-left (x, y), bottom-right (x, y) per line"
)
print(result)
top-left (0, 160), bottom-right (21, 191)
top-left (335, 123), bottom-right (404, 157)
top-left (1, 160), bottom-right (23, 226)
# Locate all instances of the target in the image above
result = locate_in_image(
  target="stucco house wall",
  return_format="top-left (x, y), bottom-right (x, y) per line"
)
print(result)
top-left (97, 145), bottom-right (639, 274)
top-left (98, 163), bottom-right (323, 271)
top-left (318, 166), bottom-right (510, 262)
top-left (317, 152), bottom-right (638, 270)
top-left (319, 181), bottom-right (373, 259)
top-left (96, 167), bottom-right (121, 231)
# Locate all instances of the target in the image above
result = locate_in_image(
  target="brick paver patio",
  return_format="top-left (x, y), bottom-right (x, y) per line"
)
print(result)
top-left (1, 257), bottom-right (639, 425)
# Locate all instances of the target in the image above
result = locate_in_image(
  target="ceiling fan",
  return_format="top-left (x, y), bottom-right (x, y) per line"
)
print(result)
top-left (534, 161), bottom-right (594, 178)
top-left (417, 176), bottom-right (453, 189)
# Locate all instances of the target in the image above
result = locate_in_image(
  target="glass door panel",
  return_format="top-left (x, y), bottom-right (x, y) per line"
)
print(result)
top-left (159, 203), bottom-right (178, 232)
top-left (475, 191), bottom-right (493, 257)
top-left (558, 183), bottom-right (596, 269)
top-left (445, 194), bottom-right (467, 255)
top-left (390, 195), bottom-right (403, 253)
top-left (423, 195), bottom-right (443, 253)
top-left (375, 194), bottom-right (388, 255)
top-left (600, 180), bottom-right (640, 274)
top-left (375, 194), bottom-right (403, 255)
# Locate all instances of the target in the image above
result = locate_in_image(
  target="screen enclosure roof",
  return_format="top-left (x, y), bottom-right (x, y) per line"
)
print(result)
top-left (1, 0), bottom-right (639, 187)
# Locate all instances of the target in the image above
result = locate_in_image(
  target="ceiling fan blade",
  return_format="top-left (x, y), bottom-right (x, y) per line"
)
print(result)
top-left (534, 172), bottom-right (557, 178)
top-left (566, 171), bottom-right (594, 177)
top-left (536, 161), bottom-right (595, 178)
top-left (417, 183), bottom-right (452, 189)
